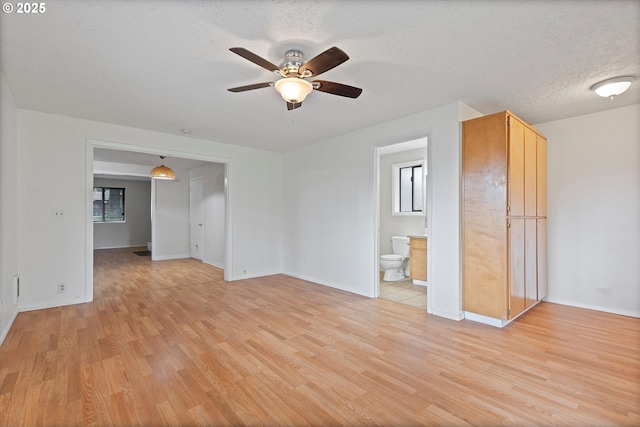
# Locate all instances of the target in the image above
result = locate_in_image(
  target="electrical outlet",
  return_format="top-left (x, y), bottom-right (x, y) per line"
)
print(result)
top-left (57, 283), bottom-right (66, 293)
top-left (52, 209), bottom-right (65, 219)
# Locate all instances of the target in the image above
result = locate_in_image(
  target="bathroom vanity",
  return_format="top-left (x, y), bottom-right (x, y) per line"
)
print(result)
top-left (409, 236), bottom-right (427, 282)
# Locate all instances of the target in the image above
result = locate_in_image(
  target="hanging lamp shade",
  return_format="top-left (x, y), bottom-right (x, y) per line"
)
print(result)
top-left (150, 164), bottom-right (176, 180)
top-left (274, 77), bottom-right (313, 103)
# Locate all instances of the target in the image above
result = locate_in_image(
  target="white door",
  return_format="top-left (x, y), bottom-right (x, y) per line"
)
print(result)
top-left (190, 177), bottom-right (204, 260)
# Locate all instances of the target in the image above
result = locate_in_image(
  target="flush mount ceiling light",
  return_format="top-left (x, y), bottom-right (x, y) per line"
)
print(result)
top-left (150, 156), bottom-right (176, 180)
top-left (591, 76), bottom-right (635, 99)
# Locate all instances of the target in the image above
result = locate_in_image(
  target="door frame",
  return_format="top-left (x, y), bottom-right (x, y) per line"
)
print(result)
top-left (372, 132), bottom-right (434, 313)
top-left (189, 176), bottom-right (204, 260)
top-left (86, 139), bottom-right (232, 302)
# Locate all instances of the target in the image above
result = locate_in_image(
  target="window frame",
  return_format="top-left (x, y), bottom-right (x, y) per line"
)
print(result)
top-left (93, 187), bottom-right (126, 223)
top-left (392, 160), bottom-right (425, 216)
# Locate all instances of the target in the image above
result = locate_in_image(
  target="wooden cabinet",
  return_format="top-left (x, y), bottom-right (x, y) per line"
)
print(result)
top-left (409, 237), bottom-right (427, 282)
top-left (462, 111), bottom-right (547, 322)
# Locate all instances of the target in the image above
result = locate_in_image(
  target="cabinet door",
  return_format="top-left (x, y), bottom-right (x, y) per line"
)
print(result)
top-left (462, 113), bottom-right (509, 319)
top-left (525, 219), bottom-right (538, 309)
top-left (410, 238), bottom-right (427, 281)
top-left (524, 127), bottom-right (538, 217)
top-left (508, 218), bottom-right (526, 318)
top-left (537, 135), bottom-right (547, 217)
top-left (537, 218), bottom-right (548, 300)
top-left (508, 117), bottom-right (525, 217)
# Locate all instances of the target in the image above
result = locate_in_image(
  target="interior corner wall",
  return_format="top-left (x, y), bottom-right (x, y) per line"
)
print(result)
top-left (0, 73), bottom-right (20, 345)
top-left (93, 178), bottom-right (151, 250)
top-left (282, 101), bottom-right (472, 321)
top-left (16, 109), bottom-right (282, 312)
top-left (536, 104), bottom-right (640, 317)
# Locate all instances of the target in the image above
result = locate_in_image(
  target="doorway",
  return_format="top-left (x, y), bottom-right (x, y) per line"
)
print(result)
top-left (86, 140), bottom-right (232, 302)
top-left (374, 136), bottom-right (433, 313)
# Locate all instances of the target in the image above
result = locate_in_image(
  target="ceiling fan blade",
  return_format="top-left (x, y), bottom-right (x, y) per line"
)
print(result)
top-left (287, 102), bottom-right (302, 110)
top-left (312, 80), bottom-right (363, 98)
top-left (229, 47), bottom-right (280, 72)
top-left (227, 82), bottom-right (273, 92)
top-left (299, 46), bottom-right (349, 77)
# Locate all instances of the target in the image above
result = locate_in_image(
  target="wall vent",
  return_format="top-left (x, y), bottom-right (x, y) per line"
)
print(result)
top-left (13, 275), bottom-right (19, 305)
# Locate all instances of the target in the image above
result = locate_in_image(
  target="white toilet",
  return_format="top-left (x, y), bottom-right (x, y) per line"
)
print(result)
top-left (380, 236), bottom-right (410, 281)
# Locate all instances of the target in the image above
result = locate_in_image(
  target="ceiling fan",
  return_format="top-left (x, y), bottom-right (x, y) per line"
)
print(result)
top-left (227, 46), bottom-right (363, 110)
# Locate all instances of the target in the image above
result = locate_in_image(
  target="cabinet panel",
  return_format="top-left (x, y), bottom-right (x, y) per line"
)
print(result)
top-left (410, 237), bottom-right (427, 281)
top-left (537, 218), bottom-right (548, 300)
top-left (525, 219), bottom-right (537, 309)
top-left (524, 127), bottom-right (538, 217)
top-left (537, 135), bottom-right (547, 217)
top-left (508, 118), bottom-right (525, 217)
top-left (509, 218), bottom-right (526, 318)
top-left (462, 113), bottom-right (509, 319)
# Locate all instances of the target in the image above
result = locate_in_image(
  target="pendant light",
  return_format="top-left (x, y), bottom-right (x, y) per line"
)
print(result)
top-left (150, 156), bottom-right (176, 180)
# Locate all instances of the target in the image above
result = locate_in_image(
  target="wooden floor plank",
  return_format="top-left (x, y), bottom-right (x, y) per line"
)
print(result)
top-left (0, 247), bottom-right (638, 426)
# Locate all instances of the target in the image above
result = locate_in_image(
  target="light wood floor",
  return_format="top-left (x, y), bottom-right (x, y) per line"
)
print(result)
top-left (1, 248), bottom-right (639, 426)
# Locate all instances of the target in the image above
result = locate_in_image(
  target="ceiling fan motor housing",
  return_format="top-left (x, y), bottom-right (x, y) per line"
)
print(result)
top-left (280, 50), bottom-right (306, 77)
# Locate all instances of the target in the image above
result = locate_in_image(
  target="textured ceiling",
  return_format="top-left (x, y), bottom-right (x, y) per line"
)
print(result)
top-left (1, 0), bottom-right (639, 152)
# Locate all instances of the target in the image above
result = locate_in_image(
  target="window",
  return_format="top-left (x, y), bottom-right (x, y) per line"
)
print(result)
top-left (400, 165), bottom-right (423, 212)
top-left (93, 187), bottom-right (125, 222)
top-left (392, 161), bottom-right (424, 215)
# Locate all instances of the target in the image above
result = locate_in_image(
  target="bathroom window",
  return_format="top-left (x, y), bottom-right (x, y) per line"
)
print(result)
top-left (93, 187), bottom-right (125, 222)
top-left (392, 161), bottom-right (424, 215)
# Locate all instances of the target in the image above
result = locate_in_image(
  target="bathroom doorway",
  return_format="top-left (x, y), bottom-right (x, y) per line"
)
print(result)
top-left (375, 136), bottom-right (432, 312)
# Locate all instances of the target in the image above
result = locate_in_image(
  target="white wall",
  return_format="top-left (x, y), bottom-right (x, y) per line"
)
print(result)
top-left (152, 168), bottom-right (190, 260)
top-left (536, 104), bottom-right (640, 317)
top-left (283, 101), bottom-right (481, 321)
top-left (16, 109), bottom-right (282, 312)
top-left (190, 163), bottom-right (226, 268)
top-left (379, 147), bottom-right (426, 256)
top-left (0, 74), bottom-right (20, 344)
top-left (93, 178), bottom-right (151, 249)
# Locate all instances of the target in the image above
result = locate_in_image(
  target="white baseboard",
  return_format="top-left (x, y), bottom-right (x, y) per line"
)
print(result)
top-left (464, 311), bottom-right (510, 328)
top-left (151, 253), bottom-right (191, 261)
top-left (229, 269), bottom-right (283, 281)
top-left (281, 270), bottom-right (374, 297)
top-left (203, 259), bottom-right (224, 270)
top-left (432, 309), bottom-right (465, 322)
top-left (94, 244), bottom-right (147, 250)
top-left (464, 300), bottom-right (543, 328)
top-left (19, 298), bottom-right (87, 313)
top-left (545, 298), bottom-right (640, 319)
top-left (0, 307), bottom-right (20, 347)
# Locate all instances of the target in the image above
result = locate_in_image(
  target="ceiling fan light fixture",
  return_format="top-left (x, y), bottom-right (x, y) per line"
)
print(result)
top-left (591, 76), bottom-right (635, 99)
top-left (150, 164), bottom-right (176, 180)
top-left (274, 77), bottom-right (313, 103)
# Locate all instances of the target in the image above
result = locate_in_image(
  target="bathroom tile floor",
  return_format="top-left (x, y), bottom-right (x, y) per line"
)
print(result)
top-left (379, 276), bottom-right (427, 309)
